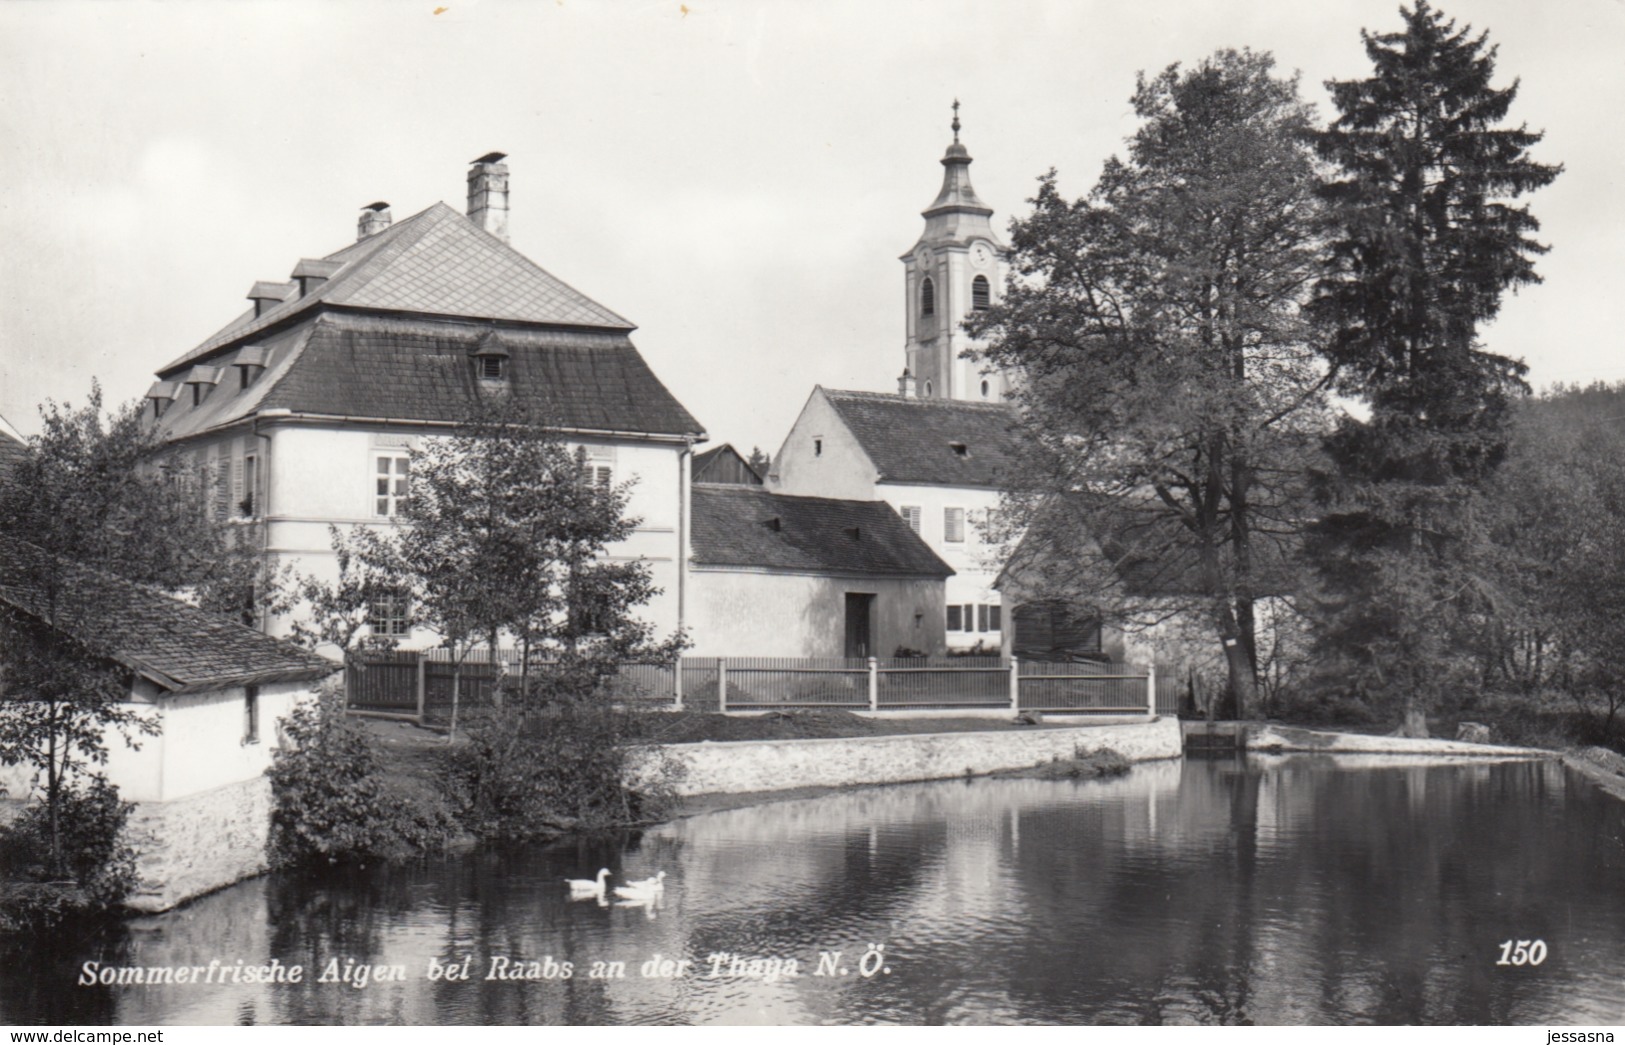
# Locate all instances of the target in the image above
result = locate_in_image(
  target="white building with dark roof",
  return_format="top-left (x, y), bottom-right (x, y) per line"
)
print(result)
top-left (769, 113), bottom-right (1020, 651)
top-left (142, 155), bottom-right (706, 649)
top-left (688, 485), bottom-right (951, 659)
top-left (0, 535), bottom-right (337, 911)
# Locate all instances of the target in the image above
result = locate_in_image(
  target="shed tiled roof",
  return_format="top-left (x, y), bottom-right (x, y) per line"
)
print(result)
top-left (692, 485), bottom-right (952, 577)
top-left (822, 389), bottom-right (1025, 488)
top-left (160, 202), bottom-right (633, 375)
top-left (0, 536), bottom-right (337, 694)
top-left (150, 313), bottom-right (704, 441)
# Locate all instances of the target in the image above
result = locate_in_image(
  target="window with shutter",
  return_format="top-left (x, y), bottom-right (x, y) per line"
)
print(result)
top-left (977, 604), bottom-right (989, 632)
top-left (900, 505), bottom-right (922, 534)
top-left (944, 507), bottom-right (965, 543)
top-left (946, 604), bottom-right (962, 631)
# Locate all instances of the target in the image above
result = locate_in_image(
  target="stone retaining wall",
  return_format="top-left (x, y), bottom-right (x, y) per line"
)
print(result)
top-left (640, 717), bottom-right (1183, 796)
top-left (120, 777), bottom-right (274, 913)
top-left (1249, 724), bottom-right (1552, 758)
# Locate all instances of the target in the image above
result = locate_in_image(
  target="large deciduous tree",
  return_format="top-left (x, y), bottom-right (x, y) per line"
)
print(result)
top-left (972, 49), bottom-right (1330, 715)
top-left (1306, 1), bottom-right (1560, 735)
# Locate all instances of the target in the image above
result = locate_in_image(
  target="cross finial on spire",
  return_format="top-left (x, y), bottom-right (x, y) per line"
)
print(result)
top-left (951, 99), bottom-right (961, 143)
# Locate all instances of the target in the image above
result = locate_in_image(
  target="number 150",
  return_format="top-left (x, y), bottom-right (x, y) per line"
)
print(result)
top-left (1496, 939), bottom-right (1547, 966)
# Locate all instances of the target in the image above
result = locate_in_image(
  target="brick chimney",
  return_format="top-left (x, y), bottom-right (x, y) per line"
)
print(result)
top-left (357, 201), bottom-right (392, 240)
top-left (467, 152), bottom-right (509, 242)
top-left (897, 368), bottom-right (917, 397)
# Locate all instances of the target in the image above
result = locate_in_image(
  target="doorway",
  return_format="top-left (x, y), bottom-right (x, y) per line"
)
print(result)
top-left (844, 592), bottom-right (875, 660)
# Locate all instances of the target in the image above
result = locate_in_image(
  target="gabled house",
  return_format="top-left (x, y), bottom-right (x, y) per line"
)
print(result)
top-left (688, 484), bottom-right (952, 658)
top-left (770, 387), bottom-right (1022, 651)
top-left (0, 534), bottom-right (336, 911)
top-left (766, 113), bottom-right (1024, 652)
top-left (142, 155), bottom-right (706, 648)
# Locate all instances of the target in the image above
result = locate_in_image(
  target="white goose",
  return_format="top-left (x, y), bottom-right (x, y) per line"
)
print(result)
top-left (565, 868), bottom-right (611, 900)
top-left (612, 870), bottom-right (666, 901)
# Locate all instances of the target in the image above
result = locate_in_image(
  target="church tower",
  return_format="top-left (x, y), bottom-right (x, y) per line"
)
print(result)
top-left (899, 103), bottom-right (1009, 402)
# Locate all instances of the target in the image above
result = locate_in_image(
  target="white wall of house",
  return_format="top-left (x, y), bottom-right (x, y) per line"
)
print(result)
top-left (768, 392), bottom-right (881, 501)
top-left (688, 568), bottom-right (946, 658)
top-left (256, 422), bottom-right (686, 647)
top-left (876, 481), bottom-right (1005, 650)
top-left (0, 679), bottom-right (318, 805)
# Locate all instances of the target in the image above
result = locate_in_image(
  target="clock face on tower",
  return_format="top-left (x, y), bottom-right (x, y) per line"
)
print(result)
top-left (970, 242), bottom-right (994, 269)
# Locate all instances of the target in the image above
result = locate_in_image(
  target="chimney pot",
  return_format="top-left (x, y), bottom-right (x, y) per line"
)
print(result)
top-left (357, 201), bottom-right (392, 241)
top-left (467, 153), bottom-right (510, 243)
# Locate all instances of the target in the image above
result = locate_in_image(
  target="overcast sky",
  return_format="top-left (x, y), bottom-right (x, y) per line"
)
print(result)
top-left (1, 0), bottom-right (1619, 455)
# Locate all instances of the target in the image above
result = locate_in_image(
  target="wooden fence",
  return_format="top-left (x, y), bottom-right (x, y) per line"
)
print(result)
top-left (347, 650), bottom-right (1182, 720)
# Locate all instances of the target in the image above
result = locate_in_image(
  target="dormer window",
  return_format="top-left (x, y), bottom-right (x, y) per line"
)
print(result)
top-left (950, 442), bottom-right (968, 458)
top-left (920, 277), bottom-right (936, 317)
top-left (233, 346), bottom-right (268, 391)
top-left (182, 365), bottom-right (224, 408)
top-left (972, 275), bottom-right (990, 310)
top-left (470, 330), bottom-right (510, 386)
top-left (145, 381), bottom-right (178, 419)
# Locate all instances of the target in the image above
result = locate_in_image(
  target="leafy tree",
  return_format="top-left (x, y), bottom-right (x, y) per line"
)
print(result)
top-left (355, 397), bottom-right (684, 735)
top-left (1306, 1), bottom-right (1560, 734)
top-left (971, 49), bottom-right (1330, 715)
top-left (0, 383), bottom-right (263, 872)
top-left (1472, 384), bottom-right (1625, 744)
top-left (746, 446), bottom-right (771, 477)
top-left (284, 525), bottom-right (406, 660)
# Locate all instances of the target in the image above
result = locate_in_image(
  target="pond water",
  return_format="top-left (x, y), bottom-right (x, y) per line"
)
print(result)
top-left (4, 756), bottom-right (1624, 1026)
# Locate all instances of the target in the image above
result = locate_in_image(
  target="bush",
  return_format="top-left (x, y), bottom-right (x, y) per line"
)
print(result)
top-left (267, 685), bottom-right (456, 868)
top-left (0, 775), bottom-right (137, 931)
top-left (444, 699), bottom-right (683, 841)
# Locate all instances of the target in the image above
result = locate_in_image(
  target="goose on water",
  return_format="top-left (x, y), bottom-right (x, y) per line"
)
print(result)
top-left (612, 871), bottom-right (666, 900)
top-left (565, 868), bottom-right (611, 899)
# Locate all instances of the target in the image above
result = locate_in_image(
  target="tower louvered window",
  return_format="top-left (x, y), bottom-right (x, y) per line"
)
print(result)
top-left (972, 274), bottom-right (990, 310)
top-left (920, 277), bottom-right (936, 316)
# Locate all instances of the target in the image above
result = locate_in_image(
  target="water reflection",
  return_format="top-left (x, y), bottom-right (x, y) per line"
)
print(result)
top-left (3, 757), bottom-right (1622, 1025)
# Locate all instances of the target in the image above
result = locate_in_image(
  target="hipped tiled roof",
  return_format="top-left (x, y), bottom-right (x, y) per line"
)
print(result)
top-left (692, 485), bottom-right (952, 577)
top-left (0, 535), bottom-right (337, 694)
top-left (823, 389), bottom-right (1024, 488)
top-left (161, 202), bottom-right (633, 375)
top-left (150, 313), bottom-right (704, 441)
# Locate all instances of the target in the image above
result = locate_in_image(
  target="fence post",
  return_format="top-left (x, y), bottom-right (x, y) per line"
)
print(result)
top-left (1009, 656), bottom-right (1020, 712)
top-left (1146, 661), bottom-right (1157, 718)
top-left (718, 657), bottom-right (728, 713)
top-left (415, 651), bottom-right (427, 724)
top-left (673, 653), bottom-right (684, 712)
top-left (868, 657), bottom-right (879, 711)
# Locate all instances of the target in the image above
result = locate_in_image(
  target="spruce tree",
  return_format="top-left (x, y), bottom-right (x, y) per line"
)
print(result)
top-left (1308, 1), bottom-right (1560, 735)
